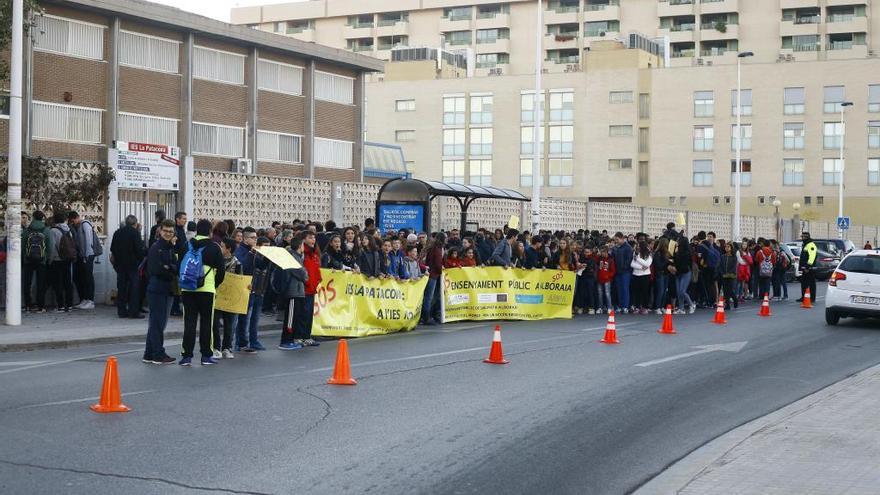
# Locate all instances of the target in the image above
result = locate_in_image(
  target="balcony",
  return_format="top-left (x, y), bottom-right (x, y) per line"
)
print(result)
top-left (584, 3), bottom-right (620, 22)
top-left (780, 0), bottom-right (819, 8)
top-left (375, 20), bottom-right (409, 37)
top-left (475, 38), bottom-right (511, 54)
top-left (343, 23), bottom-right (373, 39)
top-left (658, 25), bottom-right (696, 43)
top-left (545, 33), bottom-right (579, 50)
top-left (439, 15), bottom-right (472, 32)
top-left (545, 7), bottom-right (579, 25)
top-left (700, 23), bottom-right (738, 40)
top-left (289, 29), bottom-right (315, 43)
top-left (826, 43), bottom-right (868, 59)
top-left (780, 19), bottom-right (820, 37)
top-left (699, 0), bottom-right (739, 15)
top-left (474, 64), bottom-right (510, 77)
top-left (825, 15), bottom-right (868, 34)
top-left (698, 49), bottom-right (737, 64)
top-left (826, 0), bottom-right (867, 6)
top-left (475, 12), bottom-right (510, 30)
top-left (657, 0), bottom-right (695, 18)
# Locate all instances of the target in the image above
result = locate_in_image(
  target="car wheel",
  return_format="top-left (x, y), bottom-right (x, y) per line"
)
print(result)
top-left (825, 309), bottom-right (840, 326)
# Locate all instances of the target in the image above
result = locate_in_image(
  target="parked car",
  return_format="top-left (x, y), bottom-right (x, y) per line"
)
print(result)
top-left (786, 243), bottom-right (839, 281)
top-left (780, 244), bottom-right (799, 282)
top-left (825, 249), bottom-right (880, 325)
top-left (812, 238), bottom-right (856, 256)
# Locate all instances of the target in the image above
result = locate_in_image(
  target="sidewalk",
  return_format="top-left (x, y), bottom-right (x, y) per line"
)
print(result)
top-left (0, 304), bottom-right (281, 352)
top-left (636, 362), bottom-right (880, 494)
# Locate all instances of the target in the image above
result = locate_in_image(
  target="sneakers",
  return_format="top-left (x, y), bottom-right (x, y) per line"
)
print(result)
top-left (250, 342), bottom-right (267, 351)
top-left (222, 349), bottom-right (234, 359)
top-left (655, 308), bottom-right (664, 315)
top-left (200, 356), bottom-right (218, 365)
top-left (587, 309), bottom-right (596, 315)
top-left (76, 300), bottom-right (95, 310)
top-left (621, 308), bottom-right (629, 314)
top-left (240, 346), bottom-right (257, 353)
top-left (278, 342), bottom-right (303, 351)
top-left (689, 303), bottom-right (697, 315)
top-left (302, 339), bottom-right (320, 347)
top-left (153, 355), bottom-right (175, 365)
top-left (212, 349), bottom-right (223, 360)
top-left (674, 308), bottom-right (686, 315)
top-left (31, 307), bottom-right (46, 314)
top-left (178, 357), bottom-right (192, 367)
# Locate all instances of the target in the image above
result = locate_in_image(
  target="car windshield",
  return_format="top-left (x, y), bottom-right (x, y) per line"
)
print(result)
top-left (790, 247), bottom-right (801, 256)
top-left (838, 255), bottom-right (880, 275)
top-left (815, 242), bottom-right (841, 255)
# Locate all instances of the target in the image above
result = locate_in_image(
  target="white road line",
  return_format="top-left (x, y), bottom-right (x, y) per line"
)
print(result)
top-left (16, 390), bottom-right (157, 410)
top-left (0, 361), bottom-right (47, 367)
top-left (635, 341), bottom-right (749, 368)
top-left (0, 348), bottom-right (142, 376)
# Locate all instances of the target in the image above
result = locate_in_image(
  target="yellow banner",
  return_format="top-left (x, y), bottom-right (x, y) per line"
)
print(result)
top-left (443, 267), bottom-right (575, 322)
top-left (312, 269), bottom-right (429, 338)
top-left (215, 273), bottom-right (252, 315)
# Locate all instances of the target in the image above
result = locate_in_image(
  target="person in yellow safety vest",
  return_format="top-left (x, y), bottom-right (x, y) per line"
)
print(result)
top-left (179, 219), bottom-right (226, 366)
top-left (797, 231), bottom-right (818, 305)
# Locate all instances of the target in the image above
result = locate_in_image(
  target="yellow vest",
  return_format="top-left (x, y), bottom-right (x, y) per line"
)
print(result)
top-left (804, 241), bottom-right (818, 266)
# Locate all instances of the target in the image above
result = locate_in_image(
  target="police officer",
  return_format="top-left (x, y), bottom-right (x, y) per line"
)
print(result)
top-left (797, 231), bottom-right (817, 304)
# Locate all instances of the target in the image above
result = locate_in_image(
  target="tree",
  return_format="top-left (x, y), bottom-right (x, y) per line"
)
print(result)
top-left (0, 0), bottom-right (42, 83)
top-left (0, 157), bottom-right (115, 214)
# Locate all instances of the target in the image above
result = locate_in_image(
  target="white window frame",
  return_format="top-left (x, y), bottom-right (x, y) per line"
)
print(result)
top-left (869, 121), bottom-right (880, 149)
top-left (470, 94), bottom-right (493, 125)
top-left (869, 158), bottom-right (880, 186)
top-left (609, 91), bottom-right (634, 104)
top-left (693, 125), bottom-right (714, 151)
top-left (469, 159), bottom-right (492, 186)
top-left (315, 70), bottom-right (355, 105)
top-left (731, 89), bottom-right (752, 116)
top-left (443, 128), bottom-right (466, 157)
top-left (549, 125), bottom-right (573, 154)
top-left (548, 158), bottom-right (573, 187)
top-left (694, 91), bottom-right (714, 117)
top-left (193, 45), bottom-right (246, 85)
top-left (32, 100), bottom-right (104, 145)
top-left (731, 124), bottom-right (752, 151)
top-left (118, 112), bottom-right (179, 147)
top-left (191, 121), bottom-right (245, 158)
top-left (395, 129), bottom-right (415, 142)
top-left (443, 95), bottom-right (466, 126)
top-left (258, 58), bottom-right (304, 96)
top-left (784, 87), bottom-right (806, 115)
top-left (443, 159), bottom-right (465, 183)
top-left (469, 127), bottom-right (493, 156)
top-left (824, 122), bottom-right (843, 150)
top-left (520, 126), bottom-right (544, 155)
top-left (314, 137), bottom-right (353, 169)
top-left (549, 89), bottom-right (574, 122)
top-left (257, 129), bottom-right (302, 164)
top-left (610, 125), bottom-right (633, 137)
top-left (692, 159), bottom-right (713, 187)
top-left (783, 159), bottom-right (805, 186)
top-left (395, 99), bottom-right (416, 112)
top-left (784, 122), bottom-right (805, 150)
top-left (608, 158), bottom-right (633, 170)
top-left (33, 14), bottom-right (105, 61)
top-left (119, 29), bottom-right (180, 74)
top-left (823, 158), bottom-right (843, 185)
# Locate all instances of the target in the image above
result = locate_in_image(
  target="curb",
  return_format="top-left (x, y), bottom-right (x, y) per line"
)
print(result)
top-left (632, 361), bottom-right (880, 494)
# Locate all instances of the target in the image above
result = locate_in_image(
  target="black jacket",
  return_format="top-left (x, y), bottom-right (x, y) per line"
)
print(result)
top-left (357, 250), bottom-right (381, 277)
top-left (146, 238), bottom-right (178, 295)
top-left (110, 225), bottom-right (145, 271)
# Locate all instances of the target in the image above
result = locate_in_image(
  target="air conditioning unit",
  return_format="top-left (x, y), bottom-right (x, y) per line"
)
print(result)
top-left (724, 196), bottom-right (731, 204)
top-left (758, 196), bottom-right (766, 205)
top-left (706, 60), bottom-right (713, 66)
top-left (713, 196), bottom-right (720, 205)
top-left (232, 158), bottom-right (253, 175)
top-left (696, 58), bottom-right (704, 65)
top-left (785, 54), bottom-right (794, 62)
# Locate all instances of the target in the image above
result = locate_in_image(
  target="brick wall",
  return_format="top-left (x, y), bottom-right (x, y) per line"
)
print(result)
top-left (192, 80), bottom-right (247, 126)
top-left (314, 101), bottom-right (356, 141)
top-left (31, 140), bottom-right (105, 162)
top-left (32, 52), bottom-right (108, 109)
top-left (194, 155), bottom-right (232, 172)
top-left (118, 66), bottom-right (181, 119)
top-left (258, 162), bottom-right (305, 177)
top-left (258, 91), bottom-right (305, 135)
top-left (315, 166), bottom-right (357, 182)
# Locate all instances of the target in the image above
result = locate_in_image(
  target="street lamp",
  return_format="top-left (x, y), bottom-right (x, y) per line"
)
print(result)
top-left (792, 202), bottom-right (802, 240)
top-left (530, 0), bottom-right (543, 233)
top-left (772, 199), bottom-right (782, 241)
top-left (838, 101), bottom-right (854, 239)
top-left (733, 51), bottom-right (754, 242)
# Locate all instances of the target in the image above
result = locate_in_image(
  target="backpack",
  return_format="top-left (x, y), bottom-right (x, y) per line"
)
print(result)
top-left (83, 220), bottom-right (103, 257)
top-left (178, 242), bottom-right (211, 290)
top-left (55, 228), bottom-right (78, 261)
top-left (25, 230), bottom-right (47, 263)
top-left (777, 251), bottom-right (790, 269)
top-left (759, 253), bottom-right (773, 277)
top-left (706, 245), bottom-right (720, 269)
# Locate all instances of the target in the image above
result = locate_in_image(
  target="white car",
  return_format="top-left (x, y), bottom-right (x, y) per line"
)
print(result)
top-left (825, 249), bottom-right (880, 325)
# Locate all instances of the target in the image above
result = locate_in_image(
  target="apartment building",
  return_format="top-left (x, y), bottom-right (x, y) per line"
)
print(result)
top-left (365, 41), bottom-right (880, 224)
top-left (232, 0), bottom-right (880, 76)
top-left (0, 0), bottom-right (382, 199)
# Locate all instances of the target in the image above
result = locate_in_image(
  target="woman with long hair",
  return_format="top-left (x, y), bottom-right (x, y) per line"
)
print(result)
top-left (420, 232), bottom-right (446, 325)
top-left (356, 233), bottom-right (379, 277)
top-left (630, 241), bottom-right (653, 314)
top-left (321, 234), bottom-right (350, 270)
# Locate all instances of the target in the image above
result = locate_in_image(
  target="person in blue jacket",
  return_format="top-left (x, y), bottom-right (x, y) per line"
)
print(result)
top-left (611, 232), bottom-right (633, 313)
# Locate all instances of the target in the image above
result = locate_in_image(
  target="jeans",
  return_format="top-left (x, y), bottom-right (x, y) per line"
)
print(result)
top-left (23, 262), bottom-right (47, 308)
top-left (73, 256), bottom-right (95, 302)
top-left (421, 277), bottom-right (439, 323)
top-left (236, 294), bottom-right (264, 349)
top-left (144, 292), bottom-right (171, 360)
top-left (116, 267), bottom-right (141, 317)
top-left (598, 282), bottom-right (613, 310)
top-left (721, 278), bottom-right (736, 307)
top-left (50, 260), bottom-right (74, 309)
top-left (772, 269), bottom-right (788, 298)
top-left (614, 272), bottom-right (631, 310)
top-left (676, 272), bottom-right (694, 311)
top-left (181, 291), bottom-right (215, 358)
top-left (654, 274), bottom-right (669, 310)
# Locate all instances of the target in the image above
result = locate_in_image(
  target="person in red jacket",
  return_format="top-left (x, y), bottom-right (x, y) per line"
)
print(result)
top-left (443, 247), bottom-right (464, 268)
top-left (300, 231), bottom-right (322, 346)
top-left (754, 239), bottom-right (776, 300)
top-left (596, 247), bottom-right (616, 314)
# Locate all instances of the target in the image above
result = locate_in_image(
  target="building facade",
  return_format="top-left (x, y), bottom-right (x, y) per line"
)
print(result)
top-left (233, 0), bottom-right (880, 76)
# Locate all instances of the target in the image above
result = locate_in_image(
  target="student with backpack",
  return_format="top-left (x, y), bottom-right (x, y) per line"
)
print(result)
top-left (178, 219), bottom-right (225, 366)
top-left (48, 212), bottom-right (76, 312)
top-left (754, 239), bottom-right (777, 300)
top-left (67, 211), bottom-right (102, 310)
top-left (771, 241), bottom-right (790, 301)
top-left (22, 210), bottom-right (53, 313)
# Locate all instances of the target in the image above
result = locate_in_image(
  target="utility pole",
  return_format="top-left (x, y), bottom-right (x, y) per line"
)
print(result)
top-left (6, 0), bottom-right (24, 326)
top-left (838, 101), bottom-right (853, 239)
top-left (732, 51), bottom-right (752, 242)
top-left (530, 0), bottom-right (543, 233)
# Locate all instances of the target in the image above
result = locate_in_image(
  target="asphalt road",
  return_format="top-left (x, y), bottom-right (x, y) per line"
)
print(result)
top-left (1, 284), bottom-right (879, 495)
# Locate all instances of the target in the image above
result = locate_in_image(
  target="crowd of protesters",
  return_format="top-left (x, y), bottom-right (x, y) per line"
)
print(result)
top-left (15, 209), bottom-right (822, 366)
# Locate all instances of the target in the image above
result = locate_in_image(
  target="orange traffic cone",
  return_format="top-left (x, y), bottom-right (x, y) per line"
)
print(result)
top-left (483, 325), bottom-right (509, 364)
top-left (801, 289), bottom-right (813, 309)
top-left (713, 296), bottom-right (727, 325)
top-left (327, 339), bottom-right (357, 385)
top-left (90, 356), bottom-right (131, 413)
top-left (658, 305), bottom-right (677, 335)
top-left (758, 293), bottom-right (772, 317)
top-left (600, 310), bottom-right (620, 344)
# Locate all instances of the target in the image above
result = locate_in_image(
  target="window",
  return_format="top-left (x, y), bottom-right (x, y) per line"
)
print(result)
top-left (519, 158), bottom-right (543, 187)
top-left (694, 91), bottom-right (714, 117)
top-left (521, 91), bottom-right (545, 122)
top-left (824, 86), bottom-right (845, 113)
top-left (0, 94), bottom-right (9, 117)
top-left (258, 59), bottom-right (303, 95)
top-left (784, 123), bottom-right (805, 150)
top-left (639, 93), bottom-right (650, 119)
top-left (610, 125), bottom-right (633, 137)
top-left (257, 130), bottom-right (302, 163)
top-left (731, 159), bottom-right (752, 186)
top-left (470, 94), bottom-right (493, 125)
top-left (33, 15), bottom-right (104, 60)
top-left (395, 130), bottom-right (415, 142)
top-left (444, 30), bottom-right (472, 45)
top-left (610, 91), bottom-right (633, 104)
top-left (549, 125), bottom-right (573, 154)
top-left (315, 71), bottom-right (354, 105)
top-left (870, 85), bottom-right (880, 113)
top-left (314, 137), bottom-right (353, 169)
top-left (192, 122), bottom-right (244, 157)
top-left (470, 159), bottom-right (492, 186)
top-left (475, 53), bottom-right (509, 68)
top-left (443, 6), bottom-right (472, 21)
top-left (731, 89), bottom-right (752, 116)
top-left (119, 30), bottom-right (179, 73)
top-left (395, 99), bottom-right (415, 112)
top-left (784, 87), bottom-right (805, 115)
top-left (443, 128), bottom-right (466, 156)
top-left (869, 121), bottom-right (880, 149)
top-left (638, 161), bottom-right (649, 187)
top-left (639, 128), bottom-right (649, 152)
top-left (824, 122), bottom-right (843, 149)
top-left (521, 126), bottom-right (544, 154)
top-left (608, 158), bottom-right (632, 170)
top-left (783, 159), bottom-right (805, 186)
top-left (692, 160), bottom-right (713, 186)
top-left (443, 95), bottom-right (466, 125)
top-left (470, 128), bottom-right (493, 156)
top-left (549, 91), bottom-right (574, 122)
top-left (476, 28), bottom-right (508, 43)
top-left (548, 158), bottom-right (573, 186)
top-left (443, 160), bottom-right (465, 183)
top-left (869, 158), bottom-right (880, 185)
top-left (585, 20), bottom-right (619, 37)
top-left (693, 125), bottom-right (714, 151)
top-left (32, 101), bottom-right (102, 144)
top-left (193, 46), bottom-right (245, 85)
top-left (731, 124), bottom-right (752, 151)
top-left (823, 158), bottom-right (842, 185)
top-left (118, 112), bottom-right (178, 146)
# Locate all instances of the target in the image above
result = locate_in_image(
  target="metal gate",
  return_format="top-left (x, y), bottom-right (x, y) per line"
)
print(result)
top-left (118, 189), bottom-right (178, 239)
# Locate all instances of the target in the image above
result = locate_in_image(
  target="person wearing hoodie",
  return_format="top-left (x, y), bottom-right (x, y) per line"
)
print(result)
top-left (388, 237), bottom-right (408, 279)
top-left (276, 236), bottom-right (309, 350)
top-left (401, 245), bottom-right (424, 279)
top-left (142, 219), bottom-right (178, 365)
top-left (611, 232), bottom-right (633, 313)
top-left (22, 210), bottom-right (54, 313)
top-left (672, 231), bottom-right (695, 315)
top-left (596, 247), bottom-right (616, 314)
top-left (300, 231), bottom-right (322, 346)
top-left (48, 212), bottom-right (76, 312)
top-left (576, 246), bottom-right (598, 315)
top-left (652, 238), bottom-right (671, 314)
top-left (630, 241), bottom-right (653, 315)
top-left (754, 239), bottom-right (777, 301)
top-left (179, 219), bottom-right (226, 366)
top-left (719, 241), bottom-right (738, 310)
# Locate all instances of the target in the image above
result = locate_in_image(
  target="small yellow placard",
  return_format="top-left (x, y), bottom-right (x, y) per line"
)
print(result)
top-left (215, 273), bottom-right (252, 315)
top-left (509, 215), bottom-right (520, 230)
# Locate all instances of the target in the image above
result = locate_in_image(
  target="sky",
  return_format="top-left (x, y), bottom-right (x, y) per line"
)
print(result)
top-left (144, 0), bottom-right (304, 23)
